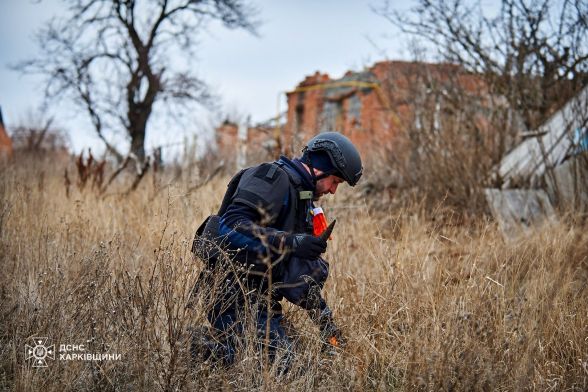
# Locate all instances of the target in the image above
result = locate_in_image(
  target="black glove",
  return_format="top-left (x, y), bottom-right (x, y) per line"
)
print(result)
top-left (286, 234), bottom-right (327, 260)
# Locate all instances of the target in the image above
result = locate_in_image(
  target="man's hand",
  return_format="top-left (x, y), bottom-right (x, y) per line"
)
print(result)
top-left (287, 234), bottom-right (327, 260)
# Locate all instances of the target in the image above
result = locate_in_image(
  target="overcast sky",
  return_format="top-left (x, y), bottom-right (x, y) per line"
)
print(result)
top-left (0, 0), bottom-right (410, 156)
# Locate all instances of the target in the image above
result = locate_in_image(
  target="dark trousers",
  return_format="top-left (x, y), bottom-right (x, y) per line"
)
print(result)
top-left (206, 306), bottom-right (293, 371)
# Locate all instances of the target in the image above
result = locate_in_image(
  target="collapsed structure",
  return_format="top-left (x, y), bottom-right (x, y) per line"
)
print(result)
top-left (485, 85), bottom-right (588, 234)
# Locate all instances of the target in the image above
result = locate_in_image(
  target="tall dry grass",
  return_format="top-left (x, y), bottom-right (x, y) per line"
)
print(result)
top-left (1, 157), bottom-right (587, 391)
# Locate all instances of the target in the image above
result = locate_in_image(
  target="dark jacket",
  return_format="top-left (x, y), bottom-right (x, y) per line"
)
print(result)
top-left (194, 156), bottom-right (328, 314)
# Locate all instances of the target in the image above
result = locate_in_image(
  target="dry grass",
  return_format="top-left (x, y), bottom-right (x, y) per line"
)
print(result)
top-left (1, 157), bottom-right (587, 391)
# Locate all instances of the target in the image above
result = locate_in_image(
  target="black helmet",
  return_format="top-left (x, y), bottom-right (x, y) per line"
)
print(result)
top-left (303, 132), bottom-right (363, 186)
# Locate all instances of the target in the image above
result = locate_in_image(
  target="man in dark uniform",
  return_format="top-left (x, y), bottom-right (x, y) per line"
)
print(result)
top-left (192, 132), bottom-right (363, 368)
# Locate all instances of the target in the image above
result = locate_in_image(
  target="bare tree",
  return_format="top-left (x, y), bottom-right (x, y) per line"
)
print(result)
top-left (376, 0), bottom-right (588, 131)
top-left (17, 0), bottom-right (258, 168)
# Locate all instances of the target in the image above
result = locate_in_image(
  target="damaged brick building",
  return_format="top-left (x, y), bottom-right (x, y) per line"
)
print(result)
top-left (216, 60), bottom-right (486, 165)
top-left (215, 118), bottom-right (279, 169)
top-left (282, 62), bottom-right (395, 155)
top-left (281, 60), bottom-right (485, 155)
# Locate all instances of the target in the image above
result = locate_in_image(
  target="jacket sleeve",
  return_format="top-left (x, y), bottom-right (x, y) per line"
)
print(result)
top-left (218, 164), bottom-right (292, 259)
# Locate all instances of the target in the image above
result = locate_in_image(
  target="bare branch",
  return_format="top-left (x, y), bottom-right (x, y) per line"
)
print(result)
top-left (16, 0), bottom-right (259, 165)
top-left (376, 0), bottom-right (588, 130)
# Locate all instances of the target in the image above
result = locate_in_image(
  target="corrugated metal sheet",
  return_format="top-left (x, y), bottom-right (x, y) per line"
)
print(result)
top-left (498, 85), bottom-right (588, 188)
top-left (545, 153), bottom-right (588, 212)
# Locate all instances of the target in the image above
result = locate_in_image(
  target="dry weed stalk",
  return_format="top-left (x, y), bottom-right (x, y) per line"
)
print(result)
top-left (1, 158), bottom-right (587, 391)
top-left (75, 149), bottom-right (106, 192)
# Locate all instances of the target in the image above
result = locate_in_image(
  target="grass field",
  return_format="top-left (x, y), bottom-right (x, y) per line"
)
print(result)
top-left (1, 157), bottom-right (587, 391)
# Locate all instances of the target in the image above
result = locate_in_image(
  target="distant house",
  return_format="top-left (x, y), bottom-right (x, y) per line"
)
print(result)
top-left (215, 60), bottom-right (487, 164)
top-left (281, 60), bottom-right (486, 155)
top-left (0, 107), bottom-right (14, 160)
top-left (215, 118), bottom-right (280, 170)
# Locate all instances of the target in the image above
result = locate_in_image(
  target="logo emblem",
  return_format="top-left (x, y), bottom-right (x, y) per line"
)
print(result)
top-left (25, 337), bottom-right (55, 367)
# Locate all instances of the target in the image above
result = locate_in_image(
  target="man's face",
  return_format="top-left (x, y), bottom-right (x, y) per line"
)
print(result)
top-left (315, 173), bottom-right (345, 199)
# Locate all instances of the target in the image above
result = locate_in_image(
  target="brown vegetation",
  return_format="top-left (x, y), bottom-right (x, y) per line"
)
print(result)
top-left (1, 156), bottom-right (587, 391)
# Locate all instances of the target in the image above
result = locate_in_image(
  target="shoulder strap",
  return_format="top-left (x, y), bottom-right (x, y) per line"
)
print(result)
top-left (274, 161), bottom-right (315, 233)
top-left (217, 168), bottom-right (247, 216)
top-left (278, 163), bottom-right (314, 202)
top-left (216, 162), bottom-right (293, 217)
top-left (275, 161), bottom-right (306, 194)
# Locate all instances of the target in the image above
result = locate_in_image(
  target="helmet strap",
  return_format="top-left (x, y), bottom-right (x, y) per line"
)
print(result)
top-left (307, 160), bottom-right (318, 185)
top-left (314, 172), bottom-right (331, 181)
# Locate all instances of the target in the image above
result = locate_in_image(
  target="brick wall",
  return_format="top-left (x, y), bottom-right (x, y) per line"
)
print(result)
top-left (282, 61), bottom-right (486, 156)
top-left (0, 109), bottom-right (13, 160)
top-left (215, 121), bottom-right (278, 168)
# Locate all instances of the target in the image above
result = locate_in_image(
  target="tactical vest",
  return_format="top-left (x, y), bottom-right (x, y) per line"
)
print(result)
top-left (192, 160), bottom-right (314, 266)
top-left (217, 160), bottom-right (314, 235)
top-left (191, 160), bottom-right (318, 314)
